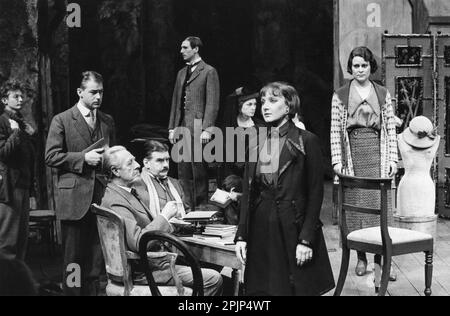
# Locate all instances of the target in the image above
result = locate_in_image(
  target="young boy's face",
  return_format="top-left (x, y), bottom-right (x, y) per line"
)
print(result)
top-left (2, 89), bottom-right (24, 112)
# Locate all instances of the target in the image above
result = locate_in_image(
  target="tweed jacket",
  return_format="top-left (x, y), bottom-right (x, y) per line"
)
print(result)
top-left (330, 81), bottom-right (398, 177)
top-left (0, 112), bottom-right (35, 202)
top-left (101, 182), bottom-right (172, 253)
top-left (168, 60), bottom-right (220, 133)
top-left (45, 105), bottom-right (116, 220)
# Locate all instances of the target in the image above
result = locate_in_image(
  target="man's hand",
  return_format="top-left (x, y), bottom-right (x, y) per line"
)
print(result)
top-left (200, 130), bottom-right (211, 144)
top-left (9, 119), bottom-right (19, 130)
top-left (161, 201), bottom-right (178, 220)
top-left (388, 161), bottom-right (398, 177)
top-left (169, 130), bottom-right (176, 145)
top-left (235, 241), bottom-right (247, 265)
top-left (84, 148), bottom-right (104, 167)
top-left (296, 244), bottom-right (313, 267)
top-left (333, 163), bottom-right (342, 174)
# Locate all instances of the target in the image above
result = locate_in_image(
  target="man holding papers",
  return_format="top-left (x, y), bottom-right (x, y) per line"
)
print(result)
top-left (45, 71), bottom-right (116, 296)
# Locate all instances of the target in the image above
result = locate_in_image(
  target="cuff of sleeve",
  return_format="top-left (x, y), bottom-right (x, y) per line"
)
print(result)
top-left (160, 213), bottom-right (170, 224)
top-left (298, 239), bottom-right (312, 248)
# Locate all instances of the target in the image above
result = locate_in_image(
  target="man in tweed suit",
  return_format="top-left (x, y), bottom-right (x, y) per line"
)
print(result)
top-left (45, 71), bottom-right (116, 296)
top-left (0, 80), bottom-right (35, 261)
top-left (168, 36), bottom-right (220, 210)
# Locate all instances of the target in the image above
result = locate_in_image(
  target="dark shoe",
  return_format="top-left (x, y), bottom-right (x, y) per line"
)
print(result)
top-left (355, 259), bottom-right (367, 276)
top-left (389, 271), bottom-right (397, 282)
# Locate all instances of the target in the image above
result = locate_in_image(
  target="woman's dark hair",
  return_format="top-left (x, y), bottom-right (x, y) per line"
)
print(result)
top-left (260, 82), bottom-right (300, 119)
top-left (0, 255), bottom-right (37, 296)
top-left (347, 46), bottom-right (378, 75)
top-left (222, 175), bottom-right (242, 193)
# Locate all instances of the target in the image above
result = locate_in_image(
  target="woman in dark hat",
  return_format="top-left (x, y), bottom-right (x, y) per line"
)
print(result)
top-left (221, 86), bottom-right (265, 179)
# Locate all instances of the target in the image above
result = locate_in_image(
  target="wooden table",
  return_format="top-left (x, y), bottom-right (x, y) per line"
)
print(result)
top-left (179, 237), bottom-right (243, 296)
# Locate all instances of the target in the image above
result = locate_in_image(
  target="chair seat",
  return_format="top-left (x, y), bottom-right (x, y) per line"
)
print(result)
top-left (106, 282), bottom-right (193, 296)
top-left (348, 226), bottom-right (432, 245)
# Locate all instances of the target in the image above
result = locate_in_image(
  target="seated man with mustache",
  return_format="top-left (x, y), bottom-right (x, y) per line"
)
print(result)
top-left (101, 145), bottom-right (222, 296)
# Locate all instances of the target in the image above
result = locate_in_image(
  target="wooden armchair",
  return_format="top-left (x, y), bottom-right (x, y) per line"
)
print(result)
top-left (333, 173), bottom-right (434, 296)
top-left (91, 204), bottom-right (203, 296)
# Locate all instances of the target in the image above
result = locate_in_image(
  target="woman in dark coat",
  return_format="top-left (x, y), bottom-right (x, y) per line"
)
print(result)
top-left (221, 86), bottom-right (265, 179)
top-left (235, 82), bottom-right (334, 296)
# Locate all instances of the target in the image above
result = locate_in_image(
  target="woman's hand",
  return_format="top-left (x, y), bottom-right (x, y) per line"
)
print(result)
top-left (388, 161), bottom-right (398, 177)
top-left (333, 163), bottom-right (343, 174)
top-left (235, 241), bottom-right (247, 265)
top-left (296, 244), bottom-right (313, 267)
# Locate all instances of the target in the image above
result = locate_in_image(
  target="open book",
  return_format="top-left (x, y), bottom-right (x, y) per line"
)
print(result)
top-left (209, 189), bottom-right (232, 208)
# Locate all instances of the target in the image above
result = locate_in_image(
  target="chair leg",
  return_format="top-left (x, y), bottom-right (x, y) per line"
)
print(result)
top-left (378, 255), bottom-right (392, 296)
top-left (424, 251), bottom-right (433, 296)
top-left (334, 246), bottom-right (350, 296)
top-left (373, 263), bottom-right (381, 293)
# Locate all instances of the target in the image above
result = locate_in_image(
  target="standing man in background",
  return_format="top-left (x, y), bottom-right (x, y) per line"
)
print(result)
top-left (45, 71), bottom-right (116, 296)
top-left (0, 80), bottom-right (35, 260)
top-left (168, 36), bottom-right (220, 210)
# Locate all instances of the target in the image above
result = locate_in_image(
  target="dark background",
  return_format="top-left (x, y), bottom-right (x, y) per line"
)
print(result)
top-left (0, 0), bottom-right (334, 208)
top-left (67, 0), bottom-right (333, 160)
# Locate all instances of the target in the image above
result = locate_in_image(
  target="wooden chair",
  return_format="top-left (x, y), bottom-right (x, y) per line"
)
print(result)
top-left (333, 173), bottom-right (434, 296)
top-left (91, 204), bottom-right (203, 296)
top-left (29, 209), bottom-right (58, 256)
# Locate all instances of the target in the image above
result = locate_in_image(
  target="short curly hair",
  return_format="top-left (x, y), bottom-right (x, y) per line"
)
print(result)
top-left (0, 80), bottom-right (25, 99)
top-left (347, 46), bottom-right (378, 75)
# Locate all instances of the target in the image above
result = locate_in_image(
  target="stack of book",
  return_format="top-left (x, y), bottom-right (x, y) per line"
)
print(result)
top-left (203, 224), bottom-right (237, 238)
top-left (192, 224), bottom-right (237, 245)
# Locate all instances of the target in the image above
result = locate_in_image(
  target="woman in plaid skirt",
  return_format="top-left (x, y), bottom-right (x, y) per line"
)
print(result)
top-left (330, 47), bottom-right (398, 280)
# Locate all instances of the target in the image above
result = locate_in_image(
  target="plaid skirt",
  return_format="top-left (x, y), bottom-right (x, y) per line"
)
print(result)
top-left (345, 127), bottom-right (393, 232)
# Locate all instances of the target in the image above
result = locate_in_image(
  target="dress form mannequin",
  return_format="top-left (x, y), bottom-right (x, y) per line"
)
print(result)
top-left (397, 133), bottom-right (440, 217)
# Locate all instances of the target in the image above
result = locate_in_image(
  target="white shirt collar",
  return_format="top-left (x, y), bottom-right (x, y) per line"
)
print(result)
top-left (117, 184), bottom-right (132, 193)
top-left (77, 101), bottom-right (97, 117)
top-left (186, 57), bottom-right (202, 66)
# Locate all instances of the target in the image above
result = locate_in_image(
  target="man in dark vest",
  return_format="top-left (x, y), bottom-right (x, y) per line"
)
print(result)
top-left (0, 80), bottom-right (35, 260)
top-left (168, 36), bottom-right (220, 210)
top-left (45, 71), bottom-right (116, 296)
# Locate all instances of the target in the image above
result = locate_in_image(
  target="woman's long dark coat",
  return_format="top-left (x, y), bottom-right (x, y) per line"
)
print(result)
top-left (236, 121), bottom-right (335, 296)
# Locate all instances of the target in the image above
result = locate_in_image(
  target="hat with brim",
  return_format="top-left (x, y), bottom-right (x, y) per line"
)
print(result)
top-left (236, 86), bottom-right (259, 105)
top-left (402, 116), bottom-right (438, 149)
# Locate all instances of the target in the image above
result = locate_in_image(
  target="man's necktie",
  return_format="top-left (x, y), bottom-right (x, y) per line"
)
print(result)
top-left (88, 110), bottom-right (96, 129)
top-left (158, 177), bottom-right (175, 201)
top-left (130, 188), bottom-right (140, 200)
